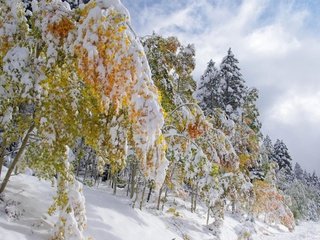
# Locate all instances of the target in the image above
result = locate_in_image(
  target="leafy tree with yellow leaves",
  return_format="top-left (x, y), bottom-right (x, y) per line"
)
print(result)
top-left (0, 0), bottom-right (166, 238)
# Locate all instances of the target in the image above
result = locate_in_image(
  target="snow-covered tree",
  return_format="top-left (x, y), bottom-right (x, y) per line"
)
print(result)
top-left (253, 180), bottom-right (295, 231)
top-left (219, 48), bottom-right (246, 118)
top-left (242, 88), bottom-right (261, 133)
top-left (272, 139), bottom-right (293, 174)
top-left (0, 1), bottom-right (167, 238)
top-left (195, 60), bottom-right (221, 116)
top-left (50, 147), bottom-right (86, 240)
top-left (294, 163), bottom-right (304, 181)
top-left (196, 49), bottom-right (248, 120)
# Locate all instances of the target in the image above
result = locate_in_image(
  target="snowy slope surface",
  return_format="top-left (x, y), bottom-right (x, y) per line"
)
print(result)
top-left (0, 170), bottom-right (320, 240)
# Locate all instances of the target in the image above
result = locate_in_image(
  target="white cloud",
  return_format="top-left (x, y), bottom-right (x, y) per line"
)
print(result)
top-left (268, 91), bottom-right (320, 125)
top-left (245, 25), bottom-right (301, 56)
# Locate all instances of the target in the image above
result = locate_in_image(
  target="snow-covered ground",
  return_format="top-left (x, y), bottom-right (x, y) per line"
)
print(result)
top-left (255, 221), bottom-right (320, 240)
top-left (0, 170), bottom-right (319, 240)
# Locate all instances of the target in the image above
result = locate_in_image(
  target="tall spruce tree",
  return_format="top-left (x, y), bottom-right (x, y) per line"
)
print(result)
top-left (272, 139), bottom-right (293, 174)
top-left (195, 60), bottom-right (221, 116)
top-left (294, 162), bottom-right (304, 181)
top-left (219, 48), bottom-right (246, 118)
top-left (242, 88), bottom-right (261, 133)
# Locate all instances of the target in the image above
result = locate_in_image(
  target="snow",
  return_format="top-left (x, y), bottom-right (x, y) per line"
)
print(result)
top-left (84, 188), bottom-right (177, 240)
top-left (1, 169), bottom-right (320, 240)
top-left (255, 221), bottom-right (320, 240)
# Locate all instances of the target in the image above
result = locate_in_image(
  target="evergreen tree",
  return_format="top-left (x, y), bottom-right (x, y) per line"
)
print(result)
top-left (261, 135), bottom-right (274, 164)
top-left (242, 88), bottom-right (261, 133)
top-left (272, 139), bottom-right (293, 174)
top-left (294, 162), bottom-right (304, 181)
top-left (195, 60), bottom-right (221, 116)
top-left (219, 48), bottom-right (246, 118)
top-left (311, 171), bottom-right (319, 187)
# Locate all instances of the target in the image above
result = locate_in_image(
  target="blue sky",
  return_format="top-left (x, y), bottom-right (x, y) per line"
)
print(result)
top-left (122, 0), bottom-right (320, 174)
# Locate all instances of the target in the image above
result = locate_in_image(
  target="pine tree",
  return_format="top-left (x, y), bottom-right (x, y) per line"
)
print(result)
top-left (242, 88), bottom-right (261, 133)
top-left (294, 162), bottom-right (304, 181)
top-left (311, 171), bottom-right (319, 187)
top-left (272, 139), bottom-right (293, 174)
top-left (259, 135), bottom-right (274, 174)
top-left (195, 60), bottom-right (221, 116)
top-left (219, 48), bottom-right (247, 118)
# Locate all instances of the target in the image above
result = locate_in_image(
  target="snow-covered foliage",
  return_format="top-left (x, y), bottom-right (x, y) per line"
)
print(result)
top-left (51, 147), bottom-right (86, 240)
top-left (195, 59), bottom-right (221, 116)
top-left (196, 48), bottom-right (247, 120)
top-left (272, 139), bottom-right (293, 174)
top-left (1, 1), bottom-right (319, 239)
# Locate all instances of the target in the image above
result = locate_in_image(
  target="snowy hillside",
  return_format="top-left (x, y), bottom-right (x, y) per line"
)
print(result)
top-left (1, 1), bottom-right (320, 240)
top-left (0, 170), bottom-right (319, 240)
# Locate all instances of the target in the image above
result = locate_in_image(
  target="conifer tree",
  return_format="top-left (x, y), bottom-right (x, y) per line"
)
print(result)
top-left (272, 139), bottom-right (293, 174)
top-left (242, 88), bottom-right (261, 133)
top-left (294, 162), bottom-right (304, 181)
top-left (219, 48), bottom-right (246, 118)
top-left (195, 60), bottom-right (221, 116)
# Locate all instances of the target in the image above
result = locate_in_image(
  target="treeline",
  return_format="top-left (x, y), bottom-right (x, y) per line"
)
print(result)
top-left (0, 1), bottom-right (319, 240)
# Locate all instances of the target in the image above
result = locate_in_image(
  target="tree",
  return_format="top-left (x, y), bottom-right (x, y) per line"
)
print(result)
top-left (219, 48), bottom-right (246, 118)
top-left (294, 163), bottom-right (304, 181)
top-left (0, 1), bottom-right (167, 238)
top-left (272, 139), bottom-right (293, 174)
top-left (253, 180), bottom-right (295, 231)
top-left (242, 88), bottom-right (261, 133)
top-left (195, 60), bottom-right (221, 116)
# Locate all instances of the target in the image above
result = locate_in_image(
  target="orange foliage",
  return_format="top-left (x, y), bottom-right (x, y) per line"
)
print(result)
top-left (75, 9), bottom-right (136, 114)
top-left (47, 17), bottom-right (74, 41)
top-left (253, 180), bottom-right (295, 231)
top-left (187, 117), bottom-right (207, 139)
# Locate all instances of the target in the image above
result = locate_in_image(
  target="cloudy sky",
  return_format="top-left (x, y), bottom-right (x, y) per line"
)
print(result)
top-left (122, 0), bottom-right (320, 175)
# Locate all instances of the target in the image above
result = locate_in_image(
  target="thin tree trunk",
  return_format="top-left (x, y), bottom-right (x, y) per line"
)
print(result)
top-left (113, 173), bottom-right (117, 195)
top-left (206, 205), bottom-right (210, 225)
top-left (0, 124), bottom-right (34, 193)
top-left (162, 187), bottom-right (169, 211)
top-left (191, 188), bottom-right (194, 213)
top-left (147, 181), bottom-right (153, 202)
top-left (194, 181), bottom-right (199, 212)
top-left (83, 155), bottom-right (89, 182)
top-left (76, 157), bottom-right (81, 177)
top-left (139, 180), bottom-right (147, 210)
top-left (130, 161), bottom-right (137, 199)
top-left (126, 171), bottom-right (130, 197)
top-left (157, 185), bottom-right (163, 210)
top-left (94, 160), bottom-right (99, 186)
top-left (0, 144), bottom-right (7, 179)
top-left (132, 178), bottom-right (139, 208)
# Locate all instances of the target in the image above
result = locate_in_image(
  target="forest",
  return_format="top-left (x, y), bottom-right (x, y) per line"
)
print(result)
top-left (0, 0), bottom-right (319, 240)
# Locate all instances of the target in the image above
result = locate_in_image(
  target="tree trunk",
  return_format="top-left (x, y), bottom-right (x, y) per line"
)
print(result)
top-left (194, 181), bottom-right (199, 212)
top-left (76, 156), bottom-right (81, 177)
top-left (0, 124), bottom-right (34, 193)
top-left (132, 178), bottom-right (139, 208)
top-left (139, 180), bottom-right (147, 210)
top-left (83, 155), bottom-right (89, 182)
top-left (162, 187), bottom-right (169, 211)
top-left (0, 144), bottom-right (7, 179)
top-left (130, 161), bottom-right (137, 199)
top-left (206, 205), bottom-right (210, 225)
top-left (147, 181), bottom-right (153, 202)
top-left (14, 166), bottom-right (18, 175)
top-left (191, 188), bottom-right (194, 213)
top-left (113, 173), bottom-right (117, 195)
top-left (126, 171), bottom-right (130, 197)
top-left (157, 185), bottom-right (163, 210)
